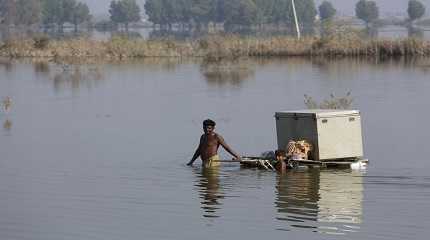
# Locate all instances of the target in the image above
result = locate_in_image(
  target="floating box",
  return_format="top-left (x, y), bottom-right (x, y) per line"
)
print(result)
top-left (275, 110), bottom-right (364, 161)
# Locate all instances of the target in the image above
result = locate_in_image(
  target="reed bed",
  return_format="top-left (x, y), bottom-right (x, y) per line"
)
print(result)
top-left (1, 34), bottom-right (430, 60)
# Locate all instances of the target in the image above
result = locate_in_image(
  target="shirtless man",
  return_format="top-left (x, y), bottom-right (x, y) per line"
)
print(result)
top-left (187, 119), bottom-right (241, 167)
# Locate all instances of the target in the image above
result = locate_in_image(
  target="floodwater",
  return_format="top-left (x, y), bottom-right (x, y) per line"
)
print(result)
top-left (1, 57), bottom-right (430, 240)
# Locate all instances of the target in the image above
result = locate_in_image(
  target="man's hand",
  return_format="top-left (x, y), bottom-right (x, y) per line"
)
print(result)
top-left (232, 156), bottom-right (242, 162)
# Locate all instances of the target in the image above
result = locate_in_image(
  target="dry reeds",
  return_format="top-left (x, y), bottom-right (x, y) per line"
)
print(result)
top-left (304, 92), bottom-right (354, 110)
top-left (200, 59), bottom-right (255, 85)
top-left (1, 34), bottom-right (430, 60)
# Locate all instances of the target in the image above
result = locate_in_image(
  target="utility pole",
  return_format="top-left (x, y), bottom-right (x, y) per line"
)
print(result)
top-left (291, 0), bottom-right (301, 39)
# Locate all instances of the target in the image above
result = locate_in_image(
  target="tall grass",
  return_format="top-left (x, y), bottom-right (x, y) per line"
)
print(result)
top-left (1, 33), bottom-right (430, 60)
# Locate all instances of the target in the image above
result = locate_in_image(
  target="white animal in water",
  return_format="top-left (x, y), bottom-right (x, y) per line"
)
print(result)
top-left (2, 96), bottom-right (12, 114)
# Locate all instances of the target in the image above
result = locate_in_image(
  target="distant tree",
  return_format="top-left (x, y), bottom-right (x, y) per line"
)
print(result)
top-left (161, 0), bottom-right (184, 29)
top-left (41, 0), bottom-right (77, 30)
top-left (224, 0), bottom-right (257, 27)
top-left (355, 0), bottom-right (379, 27)
top-left (319, 1), bottom-right (336, 21)
top-left (15, 0), bottom-right (41, 26)
top-left (144, 0), bottom-right (163, 25)
top-left (146, 0), bottom-right (318, 30)
top-left (41, 0), bottom-right (62, 27)
top-left (177, 0), bottom-right (192, 26)
top-left (209, 0), bottom-right (226, 24)
top-left (109, 1), bottom-right (122, 25)
top-left (145, 0), bottom-right (185, 28)
top-left (72, 2), bottom-right (91, 31)
top-left (109, 0), bottom-right (140, 30)
top-left (0, 0), bottom-right (6, 20)
top-left (408, 0), bottom-right (426, 23)
top-left (295, 0), bottom-right (318, 26)
top-left (271, 0), bottom-right (293, 27)
top-left (271, 0), bottom-right (316, 28)
top-left (254, 0), bottom-right (275, 27)
top-left (0, 0), bottom-right (17, 25)
top-left (189, 0), bottom-right (212, 28)
top-left (121, 0), bottom-right (141, 30)
top-left (56, 0), bottom-right (78, 30)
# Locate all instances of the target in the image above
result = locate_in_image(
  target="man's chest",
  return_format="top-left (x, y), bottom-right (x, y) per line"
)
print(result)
top-left (202, 136), bottom-right (219, 146)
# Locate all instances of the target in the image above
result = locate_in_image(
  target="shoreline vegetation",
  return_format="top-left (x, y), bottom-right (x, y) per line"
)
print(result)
top-left (1, 34), bottom-right (430, 61)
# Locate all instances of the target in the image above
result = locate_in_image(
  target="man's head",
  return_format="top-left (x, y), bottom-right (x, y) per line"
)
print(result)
top-left (203, 119), bottom-right (216, 134)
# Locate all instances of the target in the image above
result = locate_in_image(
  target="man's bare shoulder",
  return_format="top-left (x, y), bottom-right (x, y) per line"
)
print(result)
top-left (214, 132), bottom-right (225, 141)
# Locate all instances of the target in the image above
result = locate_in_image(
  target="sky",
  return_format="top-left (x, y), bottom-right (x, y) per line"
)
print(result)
top-left (82, 0), bottom-right (430, 19)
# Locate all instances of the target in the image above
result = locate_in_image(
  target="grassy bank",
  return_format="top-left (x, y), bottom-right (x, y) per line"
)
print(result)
top-left (1, 34), bottom-right (430, 60)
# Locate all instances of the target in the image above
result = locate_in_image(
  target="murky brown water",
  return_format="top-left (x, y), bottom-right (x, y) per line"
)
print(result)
top-left (1, 57), bottom-right (430, 239)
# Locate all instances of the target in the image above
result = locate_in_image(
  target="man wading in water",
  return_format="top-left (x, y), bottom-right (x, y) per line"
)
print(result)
top-left (187, 119), bottom-right (241, 167)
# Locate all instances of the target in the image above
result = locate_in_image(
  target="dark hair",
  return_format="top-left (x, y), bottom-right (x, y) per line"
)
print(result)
top-left (275, 149), bottom-right (286, 157)
top-left (203, 119), bottom-right (216, 127)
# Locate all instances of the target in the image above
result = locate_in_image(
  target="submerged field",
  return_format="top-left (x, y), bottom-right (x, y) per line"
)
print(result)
top-left (1, 57), bottom-right (430, 239)
top-left (1, 33), bottom-right (430, 60)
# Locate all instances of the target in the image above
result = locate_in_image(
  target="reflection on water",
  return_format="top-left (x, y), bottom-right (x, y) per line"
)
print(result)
top-left (193, 168), bottom-right (224, 219)
top-left (308, 56), bottom-right (430, 76)
top-left (275, 169), bottom-right (364, 235)
top-left (192, 166), bottom-right (365, 235)
top-left (275, 170), bottom-right (320, 231)
top-left (2, 96), bottom-right (12, 114)
top-left (200, 60), bottom-right (255, 87)
top-left (1, 96), bottom-right (12, 134)
top-left (28, 58), bottom-right (194, 92)
top-left (33, 61), bottom-right (51, 74)
top-left (0, 58), bottom-right (13, 72)
top-left (47, 63), bottom-right (104, 92)
top-left (138, 58), bottom-right (183, 72)
top-left (2, 119), bottom-right (12, 135)
top-left (318, 171), bottom-right (364, 226)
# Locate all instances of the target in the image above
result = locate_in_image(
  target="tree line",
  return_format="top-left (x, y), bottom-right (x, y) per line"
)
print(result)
top-left (0, 0), bottom-right (91, 31)
top-left (319, 0), bottom-right (426, 27)
top-left (0, 0), bottom-right (427, 32)
top-left (144, 0), bottom-right (427, 30)
top-left (144, 0), bottom-right (317, 29)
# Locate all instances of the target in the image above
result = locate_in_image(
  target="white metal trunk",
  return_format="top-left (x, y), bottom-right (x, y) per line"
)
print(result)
top-left (275, 110), bottom-right (364, 161)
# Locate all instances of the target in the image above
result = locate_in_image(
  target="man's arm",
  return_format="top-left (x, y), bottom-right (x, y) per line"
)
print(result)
top-left (217, 134), bottom-right (241, 160)
top-left (187, 136), bottom-right (203, 166)
top-left (280, 160), bottom-right (287, 173)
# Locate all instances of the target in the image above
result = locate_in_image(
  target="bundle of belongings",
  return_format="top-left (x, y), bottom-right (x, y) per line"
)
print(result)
top-left (253, 139), bottom-right (313, 170)
top-left (259, 140), bottom-right (313, 162)
top-left (286, 140), bottom-right (313, 160)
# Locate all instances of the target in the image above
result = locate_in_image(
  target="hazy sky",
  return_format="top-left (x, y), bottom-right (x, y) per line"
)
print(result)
top-left (82, 0), bottom-right (430, 18)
